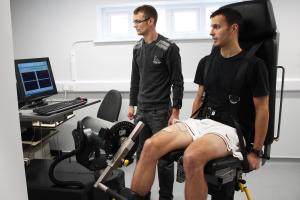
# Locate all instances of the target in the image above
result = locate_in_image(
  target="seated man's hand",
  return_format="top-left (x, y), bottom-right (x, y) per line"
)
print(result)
top-left (247, 153), bottom-right (261, 170)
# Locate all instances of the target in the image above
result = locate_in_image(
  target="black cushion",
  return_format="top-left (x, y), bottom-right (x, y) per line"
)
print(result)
top-left (97, 89), bottom-right (122, 122)
top-left (222, 0), bottom-right (276, 41)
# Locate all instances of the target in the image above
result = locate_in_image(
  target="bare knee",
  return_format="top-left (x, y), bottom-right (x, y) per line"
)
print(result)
top-left (183, 148), bottom-right (208, 178)
top-left (140, 138), bottom-right (160, 162)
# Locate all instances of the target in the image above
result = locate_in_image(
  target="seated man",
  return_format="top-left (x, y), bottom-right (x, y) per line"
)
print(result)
top-left (127, 7), bottom-right (269, 200)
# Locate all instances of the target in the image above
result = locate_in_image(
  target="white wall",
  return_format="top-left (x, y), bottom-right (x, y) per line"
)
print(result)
top-left (10, 0), bottom-right (214, 92)
top-left (10, 0), bottom-right (300, 158)
top-left (10, 0), bottom-right (300, 91)
top-left (272, 0), bottom-right (300, 82)
top-left (0, 0), bottom-right (28, 199)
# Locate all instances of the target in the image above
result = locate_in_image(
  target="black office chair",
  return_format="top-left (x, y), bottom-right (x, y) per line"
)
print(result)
top-left (97, 89), bottom-right (122, 122)
top-left (166, 0), bottom-right (285, 199)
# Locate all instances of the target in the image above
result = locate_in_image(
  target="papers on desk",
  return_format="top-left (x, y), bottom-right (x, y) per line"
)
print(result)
top-left (32, 121), bottom-right (61, 128)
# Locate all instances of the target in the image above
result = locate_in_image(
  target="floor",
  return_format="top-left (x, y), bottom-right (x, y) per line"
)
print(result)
top-left (122, 158), bottom-right (300, 200)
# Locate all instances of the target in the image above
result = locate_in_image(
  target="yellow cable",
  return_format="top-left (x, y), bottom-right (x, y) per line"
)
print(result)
top-left (239, 182), bottom-right (252, 200)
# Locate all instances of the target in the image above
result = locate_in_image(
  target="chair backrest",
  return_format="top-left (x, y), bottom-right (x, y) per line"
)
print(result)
top-left (97, 89), bottom-right (122, 122)
top-left (222, 0), bottom-right (278, 146)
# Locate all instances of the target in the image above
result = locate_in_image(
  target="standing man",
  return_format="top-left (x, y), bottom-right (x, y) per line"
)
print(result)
top-left (128, 5), bottom-right (184, 200)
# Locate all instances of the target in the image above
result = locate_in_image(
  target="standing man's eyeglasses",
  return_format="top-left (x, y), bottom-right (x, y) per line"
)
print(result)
top-left (133, 17), bottom-right (150, 25)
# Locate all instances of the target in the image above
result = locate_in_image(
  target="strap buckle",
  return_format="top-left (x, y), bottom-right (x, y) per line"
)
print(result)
top-left (228, 95), bottom-right (240, 104)
top-left (204, 107), bottom-right (216, 118)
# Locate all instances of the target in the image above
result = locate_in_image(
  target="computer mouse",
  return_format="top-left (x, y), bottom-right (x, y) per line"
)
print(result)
top-left (75, 96), bottom-right (87, 101)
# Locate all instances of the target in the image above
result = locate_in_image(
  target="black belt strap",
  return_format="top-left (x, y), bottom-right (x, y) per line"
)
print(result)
top-left (230, 41), bottom-right (263, 99)
top-left (229, 41), bottom-right (263, 172)
top-left (190, 48), bottom-right (218, 118)
top-left (233, 119), bottom-right (250, 172)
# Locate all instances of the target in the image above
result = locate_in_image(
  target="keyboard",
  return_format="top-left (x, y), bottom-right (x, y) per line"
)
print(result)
top-left (33, 99), bottom-right (87, 116)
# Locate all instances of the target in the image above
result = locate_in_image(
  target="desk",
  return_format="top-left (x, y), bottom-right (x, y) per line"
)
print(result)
top-left (19, 99), bottom-right (101, 158)
top-left (20, 99), bottom-right (101, 123)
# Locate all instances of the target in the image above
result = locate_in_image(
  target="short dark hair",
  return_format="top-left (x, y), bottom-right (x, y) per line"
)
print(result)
top-left (134, 5), bottom-right (158, 25)
top-left (210, 7), bottom-right (242, 29)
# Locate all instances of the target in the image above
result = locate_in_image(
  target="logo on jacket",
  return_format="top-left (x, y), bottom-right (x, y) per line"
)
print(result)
top-left (153, 56), bottom-right (162, 64)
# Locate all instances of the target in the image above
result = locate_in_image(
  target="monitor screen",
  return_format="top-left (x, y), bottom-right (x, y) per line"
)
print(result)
top-left (15, 57), bottom-right (57, 105)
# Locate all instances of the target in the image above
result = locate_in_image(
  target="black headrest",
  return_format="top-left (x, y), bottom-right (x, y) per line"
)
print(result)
top-left (221, 0), bottom-right (276, 41)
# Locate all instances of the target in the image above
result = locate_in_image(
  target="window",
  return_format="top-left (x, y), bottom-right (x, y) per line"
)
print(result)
top-left (156, 9), bottom-right (167, 35)
top-left (110, 14), bottom-right (129, 35)
top-left (96, 1), bottom-right (240, 42)
top-left (97, 6), bottom-right (135, 41)
top-left (173, 10), bottom-right (198, 33)
top-left (205, 5), bottom-right (222, 33)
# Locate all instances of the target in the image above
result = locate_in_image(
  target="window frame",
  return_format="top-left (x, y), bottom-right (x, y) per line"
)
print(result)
top-left (95, 0), bottom-right (240, 43)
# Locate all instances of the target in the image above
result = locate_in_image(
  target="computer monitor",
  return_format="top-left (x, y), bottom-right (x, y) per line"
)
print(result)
top-left (15, 57), bottom-right (57, 107)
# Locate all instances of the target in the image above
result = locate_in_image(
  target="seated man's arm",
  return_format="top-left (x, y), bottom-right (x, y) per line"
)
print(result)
top-left (248, 95), bottom-right (269, 170)
top-left (191, 85), bottom-right (205, 118)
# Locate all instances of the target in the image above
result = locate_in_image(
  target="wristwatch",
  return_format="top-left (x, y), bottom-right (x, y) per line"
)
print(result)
top-left (250, 148), bottom-right (264, 158)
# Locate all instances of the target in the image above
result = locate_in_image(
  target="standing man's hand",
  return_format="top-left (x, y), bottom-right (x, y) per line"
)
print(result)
top-left (128, 106), bottom-right (135, 120)
top-left (168, 108), bottom-right (180, 125)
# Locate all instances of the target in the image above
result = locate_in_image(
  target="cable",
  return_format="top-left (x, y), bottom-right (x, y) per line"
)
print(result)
top-left (239, 182), bottom-right (252, 200)
top-left (48, 149), bottom-right (86, 189)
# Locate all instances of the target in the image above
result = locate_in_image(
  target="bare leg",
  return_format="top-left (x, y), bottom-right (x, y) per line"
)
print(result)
top-left (131, 127), bottom-right (193, 196)
top-left (183, 134), bottom-right (230, 200)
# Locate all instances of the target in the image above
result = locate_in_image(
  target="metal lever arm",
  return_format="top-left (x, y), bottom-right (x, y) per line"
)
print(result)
top-left (94, 121), bottom-right (144, 188)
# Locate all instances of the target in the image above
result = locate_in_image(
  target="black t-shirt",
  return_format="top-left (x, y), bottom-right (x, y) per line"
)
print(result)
top-left (194, 49), bottom-right (269, 141)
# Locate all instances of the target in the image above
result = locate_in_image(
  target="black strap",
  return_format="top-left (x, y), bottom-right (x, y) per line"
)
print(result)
top-left (190, 48), bottom-right (218, 118)
top-left (229, 41), bottom-right (263, 172)
top-left (203, 47), bottom-right (218, 83)
top-left (233, 119), bottom-right (250, 171)
top-left (230, 42), bottom-right (263, 100)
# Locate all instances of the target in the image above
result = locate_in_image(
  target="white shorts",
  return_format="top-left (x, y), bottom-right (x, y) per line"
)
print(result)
top-left (163, 118), bottom-right (243, 160)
